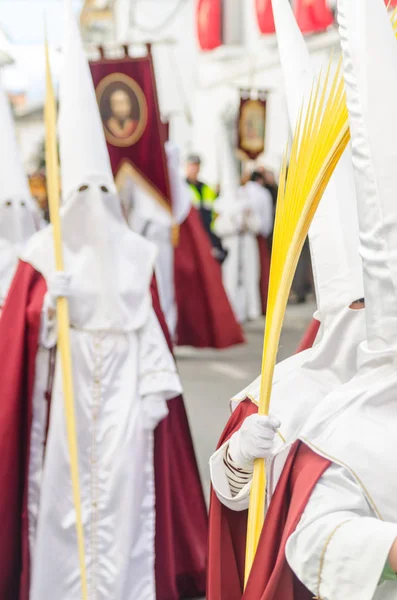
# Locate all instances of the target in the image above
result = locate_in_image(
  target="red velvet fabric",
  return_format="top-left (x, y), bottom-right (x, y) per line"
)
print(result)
top-left (175, 207), bottom-right (245, 349)
top-left (196, 0), bottom-right (222, 51)
top-left (151, 279), bottom-right (208, 599)
top-left (294, 0), bottom-right (334, 33)
top-left (258, 235), bottom-right (271, 315)
top-left (207, 400), bottom-right (330, 600)
top-left (90, 55), bottom-right (172, 208)
top-left (295, 317), bottom-right (320, 353)
top-left (255, 0), bottom-right (276, 34)
top-left (0, 261), bottom-right (46, 600)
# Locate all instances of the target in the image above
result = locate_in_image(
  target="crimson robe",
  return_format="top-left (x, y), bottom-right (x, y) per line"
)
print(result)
top-left (207, 400), bottom-right (330, 600)
top-left (175, 207), bottom-right (245, 348)
top-left (296, 317), bottom-right (320, 353)
top-left (257, 235), bottom-right (271, 315)
top-left (0, 260), bottom-right (207, 600)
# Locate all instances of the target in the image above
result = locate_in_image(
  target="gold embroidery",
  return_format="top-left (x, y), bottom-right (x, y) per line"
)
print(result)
top-left (316, 520), bottom-right (351, 600)
top-left (301, 438), bottom-right (383, 520)
top-left (90, 332), bottom-right (104, 599)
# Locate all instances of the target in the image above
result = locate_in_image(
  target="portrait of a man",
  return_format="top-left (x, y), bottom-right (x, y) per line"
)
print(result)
top-left (97, 74), bottom-right (148, 147)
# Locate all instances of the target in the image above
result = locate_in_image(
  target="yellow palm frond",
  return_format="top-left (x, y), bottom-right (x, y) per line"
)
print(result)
top-left (244, 8), bottom-right (397, 587)
top-left (44, 39), bottom-right (88, 600)
top-left (244, 58), bottom-right (350, 584)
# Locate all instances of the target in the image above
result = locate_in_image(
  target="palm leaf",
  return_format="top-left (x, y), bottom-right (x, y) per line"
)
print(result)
top-left (245, 57), bottom-right (350, 584)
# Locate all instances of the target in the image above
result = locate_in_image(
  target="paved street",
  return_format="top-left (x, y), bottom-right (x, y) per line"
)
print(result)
top-left (175, 300), bottom-right (316, 503)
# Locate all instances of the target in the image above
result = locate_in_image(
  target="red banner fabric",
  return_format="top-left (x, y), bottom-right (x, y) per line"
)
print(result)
top-left (294, 0), bottom-right (334, 34)
top-left (255, 0), bottom-right (276, 34)
top-left (237, 93), bottom-right (267, 161)
top-left (196, 0), bottom-right (222, 51)
top-left (90, 54), bottom-right (172, 209)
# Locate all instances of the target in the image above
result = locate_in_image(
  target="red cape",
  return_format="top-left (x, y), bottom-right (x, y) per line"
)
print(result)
top-left (207, 400), bottom-right (330, 600)
top-left (175, 207), bottom-right (245, 348)
top-left (0, 261), bottom-right (207, 600)
top-left (296, 317), bottom-right (320, 353)
top-left (151, 279), bottom-right (208, 599)
top-left (257, 235), bottom-right (271, 315)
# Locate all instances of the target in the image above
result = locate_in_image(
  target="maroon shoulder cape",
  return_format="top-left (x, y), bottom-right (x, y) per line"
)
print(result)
top-left (175, 207), bottom-right (245, 348)
top-left (151, 279), bottom-right (208, 599)
top-left (296, 317), bottom-right (320, 353)
top-left (207, 400), bottom-right (330, 600)
top-left (0, 261), bottom-right (207, 600)
top-left (0, 261), bottom-right (45, 600)
top-left (257, 235), bottom-right (271, 315)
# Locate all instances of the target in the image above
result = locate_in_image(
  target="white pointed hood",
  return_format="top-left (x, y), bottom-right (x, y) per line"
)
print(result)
top-left (0, 73), bottom-right (38, 304)
top-left (229, 0), bottom-right (366, 452)
top-left (22, 1), bottom-right (157, 331)
top-left (300, 0), bottom-right (397, 523)
top-left (272, 0), bottom-right (364, 315)
top-left (58, 1), bottom-right (115, 200)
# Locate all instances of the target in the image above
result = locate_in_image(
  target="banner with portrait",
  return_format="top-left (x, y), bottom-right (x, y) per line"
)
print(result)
top-left (237, 90), bottom-right (267, 161)
top-left (90, 53), bottom-right (172, 213)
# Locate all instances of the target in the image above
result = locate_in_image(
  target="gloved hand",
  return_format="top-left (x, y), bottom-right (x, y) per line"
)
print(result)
top-left (46, 271), bottom-right (71, 310)
top-left (142, 393), bottom-right (169, 430)
top-left (228, 413), bottom-right (281, 468)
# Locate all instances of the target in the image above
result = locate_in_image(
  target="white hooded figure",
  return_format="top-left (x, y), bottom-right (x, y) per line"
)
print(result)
top-left (121, 141), bottom-right (191, 340)
top-left (0, 74), bottom-right (40, 307)
top-left (213, 122), bottom-right (273, 323)
top-left (285, 0), bottom-right (397, 596)
top-left (210, 0), bottom-right (366, 510)
top-left (26, 6), bottom-right (181, 600)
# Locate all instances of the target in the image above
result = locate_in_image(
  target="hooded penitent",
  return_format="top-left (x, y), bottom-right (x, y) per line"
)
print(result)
top-left (227, 0), bottom-right (365, 454)
top-left (300, 0), bottom-right (397, 527)
top-left (0, 74), bottom-right (38, 305)
top-left (24, 4), bottom-right (181, 600)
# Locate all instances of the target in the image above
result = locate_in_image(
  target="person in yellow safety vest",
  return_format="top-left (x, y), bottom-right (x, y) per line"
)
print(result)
top-left (186, 154), bottom-right (227, 263)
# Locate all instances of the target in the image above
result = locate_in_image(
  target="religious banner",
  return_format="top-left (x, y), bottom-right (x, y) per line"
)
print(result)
top-left (90, 52), bottom-right (172, 213)
top-left (294, 0), bottom-right (334, 34)
top-left (237, 90), bottom-right (267, 161)
top-left (255, 0), bottom-right (275, 34)
top-left (196, 0), bottom-right (222, 51)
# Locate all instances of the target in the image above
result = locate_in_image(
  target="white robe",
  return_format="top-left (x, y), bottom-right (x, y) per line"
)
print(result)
top-left (214, 194), bottom-right (261, 322)
top-left (28, 305), bottom-right (182, 600)
top-left (286, 463), bottom-right (397, 599)
top-left (214, 182), bottom-right (273, 323)
top-left (211, 446), bottom-right (397, 598)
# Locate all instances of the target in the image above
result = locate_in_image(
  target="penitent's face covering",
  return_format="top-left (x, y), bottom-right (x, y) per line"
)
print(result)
top-left (0, 195), bottom-right (37, 304)
top-left (24, 175), bottom-right (157, 333)
top-left (232, 303), bottom-right (366, 450)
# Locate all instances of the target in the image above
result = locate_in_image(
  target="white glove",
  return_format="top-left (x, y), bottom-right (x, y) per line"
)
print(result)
top-left (228, 413), bottom-right (281, 468)
top-left (46, 271), bottom-right (71, 309)
top-left (142, 393), bottom-right (169, 430)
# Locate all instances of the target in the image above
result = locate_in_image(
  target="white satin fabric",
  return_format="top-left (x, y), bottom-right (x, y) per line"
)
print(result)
top-left (286, 463), bottom-right (397, 600)
top-left (24, 183), bottom-right (182, 600)
top-left (210, 306), bottom-right (366, 509)
top-left (29, 311), bottom-right (181, 600)
top-left (122, 144), bottom-right (191, 339)
top-left (214, 186), bottom-right (263, 323)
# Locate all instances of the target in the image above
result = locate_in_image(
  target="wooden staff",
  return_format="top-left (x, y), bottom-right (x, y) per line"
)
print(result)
top-left (44, 38), bottom-right (88, 600)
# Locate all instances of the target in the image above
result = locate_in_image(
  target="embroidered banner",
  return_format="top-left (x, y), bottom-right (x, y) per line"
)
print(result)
top-left (237, 90), bottom-right (267, 161)
top-left (90, 52), bottom-right (172, 212)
